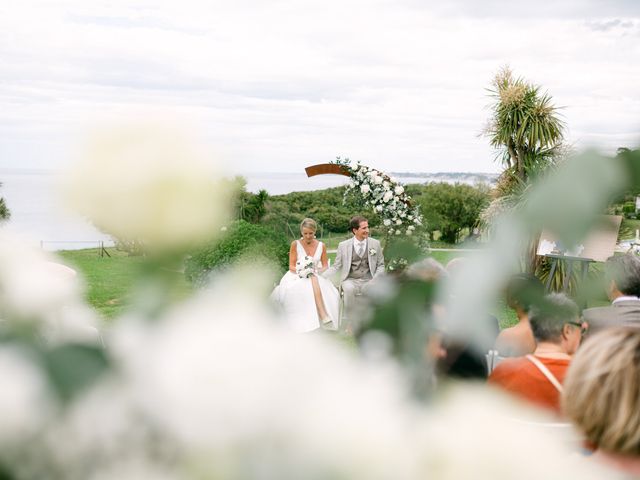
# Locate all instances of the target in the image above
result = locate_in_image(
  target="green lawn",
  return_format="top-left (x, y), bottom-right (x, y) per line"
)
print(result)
top-left (58, 248), bottom-right (191, 319)
top-left (57, 248), bottom-right (146, 319)
top-left (59, 245), bottom-right (518, 328)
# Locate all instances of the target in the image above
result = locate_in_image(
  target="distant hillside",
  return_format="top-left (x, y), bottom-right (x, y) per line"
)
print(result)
top-left (392, 172), bottom-right (498, 186)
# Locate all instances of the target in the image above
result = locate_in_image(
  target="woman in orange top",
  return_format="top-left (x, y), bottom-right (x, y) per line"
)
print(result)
top-left (489, 293), bottom-right (584, 414)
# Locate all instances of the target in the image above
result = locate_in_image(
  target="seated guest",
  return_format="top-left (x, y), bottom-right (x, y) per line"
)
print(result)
top-left (582, 254), bottom-right (640, 335)
top-left (433, 257), bottom-right (500, 379)
top-left (494, 273), bottom-right (544, 357)
top-left (488, 293), bottom-right (583, 414)
top-left (562, 328), bottom-right (640, 475)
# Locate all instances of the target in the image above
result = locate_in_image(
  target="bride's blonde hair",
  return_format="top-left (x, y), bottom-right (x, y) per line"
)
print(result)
top-left (300, 218), bottom-right (317, 233)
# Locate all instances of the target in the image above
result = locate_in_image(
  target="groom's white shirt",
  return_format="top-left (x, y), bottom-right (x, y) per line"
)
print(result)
top-left (324, 236), bottom-right (384, 283)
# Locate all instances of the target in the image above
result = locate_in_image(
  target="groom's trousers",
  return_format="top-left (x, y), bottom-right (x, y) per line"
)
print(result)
top-left (340, 278), bottom-right (371, 331)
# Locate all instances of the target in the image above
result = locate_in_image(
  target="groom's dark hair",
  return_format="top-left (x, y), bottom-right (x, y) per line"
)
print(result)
top-left (349, 216), bottom-right (368, 234)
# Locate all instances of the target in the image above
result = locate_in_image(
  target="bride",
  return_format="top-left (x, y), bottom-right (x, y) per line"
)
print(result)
top-left (272, 218), bottom-right (340, 333)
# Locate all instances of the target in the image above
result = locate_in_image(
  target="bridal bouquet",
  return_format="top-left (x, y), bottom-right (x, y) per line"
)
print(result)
top-left (295, 256), bottom-right (316, 278)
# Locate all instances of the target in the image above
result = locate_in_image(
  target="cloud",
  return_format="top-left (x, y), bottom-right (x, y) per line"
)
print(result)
top-left (0, 1), bottom-right (639, 174)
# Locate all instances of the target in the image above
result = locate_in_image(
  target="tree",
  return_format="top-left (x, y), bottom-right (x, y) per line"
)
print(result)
top-left (484, 66), bottom-right (564, 187)
top-left (415, 182), bottom-right (490, 244)
top-left (0, 182), bottom-right (10, 221)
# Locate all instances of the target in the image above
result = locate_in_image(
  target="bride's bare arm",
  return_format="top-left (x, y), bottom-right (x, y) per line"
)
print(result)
top-left (288, 241), bottom-right (297, 273)
top-left (318, 243), bottom-right (329, 273)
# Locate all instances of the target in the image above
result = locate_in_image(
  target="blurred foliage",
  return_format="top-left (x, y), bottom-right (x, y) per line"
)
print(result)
top-left (185, 220), bottom-right (289, 284)
top-left (412, 182), bottom-right (490, 243)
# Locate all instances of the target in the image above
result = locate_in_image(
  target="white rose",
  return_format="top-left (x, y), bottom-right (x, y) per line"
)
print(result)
top-left (388, 228), bottom-right (394, 234)
top-left (383, 181), bottom-right (390, 189)
top-left (63, 121), bottom-right (231, 252)
top-left (400, 212), bottom-right (406, 218)
top-left (408, 215), bottom-right (413, 220)
top-left (394, 185), bottom-right (404, 195)
top-left (376, 205), bottom-right (384, 212)
top-left (396, 220), bottom-right (402, 225)
top-left (383, 219), bottom-right (392, 226)
top-left (408, 225), bottom-right (415, 231)
top-left (406, 229), bottom-right (412, 235)
top-left (383, 191), bottom-right (393, 203)
top-left (374, 175), bottom-right (383, 185)
top-left (361, 184), bottom-right (371, 194)
top-left (395, 230), bottom-right (401, 235)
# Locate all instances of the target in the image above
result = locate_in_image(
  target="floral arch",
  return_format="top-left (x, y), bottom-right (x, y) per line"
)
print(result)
top-left (305, 158), bottom-right (423, 238)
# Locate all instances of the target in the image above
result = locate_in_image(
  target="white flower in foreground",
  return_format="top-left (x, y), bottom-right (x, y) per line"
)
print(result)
top-left (0, 232), bottom-right (84, 323)
top-left (383, 191), bottom-right (393, 203)
top-left (63, 122), bottom-right (232, 252)
top-left (107, 267), bottom-right (424, 479)
top-left (416, 386), bottom-right (612, 480)
top-left (360, 184), bottom-right (371, 194)
top-left (0, 346), bottom-right (52, 445)
top-left (394, 185), bottom-right (404, 195)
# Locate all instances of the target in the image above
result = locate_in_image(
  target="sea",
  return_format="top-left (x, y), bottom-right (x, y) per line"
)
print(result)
top-left (0, 169), bottom-right (495, 251)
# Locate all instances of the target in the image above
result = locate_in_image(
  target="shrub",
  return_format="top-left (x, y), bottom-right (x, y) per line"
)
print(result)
top-left (414, 182), bottom-right (490, 244)
top-left (185, 220), bottom-right (289, 284)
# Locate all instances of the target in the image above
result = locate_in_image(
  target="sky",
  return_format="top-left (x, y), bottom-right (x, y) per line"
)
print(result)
top-left (1, 0), bottom-right (640, 175)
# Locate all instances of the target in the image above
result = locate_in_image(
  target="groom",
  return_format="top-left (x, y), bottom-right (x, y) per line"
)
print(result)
top-left (324, 216), bottom-right (384, 328)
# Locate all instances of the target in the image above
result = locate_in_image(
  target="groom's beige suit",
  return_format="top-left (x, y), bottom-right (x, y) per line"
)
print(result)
top-left (323, 236), bottom-right (384, 327)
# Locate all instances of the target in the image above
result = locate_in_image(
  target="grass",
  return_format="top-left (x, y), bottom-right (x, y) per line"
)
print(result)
top-left (58, 245), bottom-right (525, 330)
top-left (57, 248), bottom-right (145, 318)
top-left (58, 248), bottom-right (191, 319)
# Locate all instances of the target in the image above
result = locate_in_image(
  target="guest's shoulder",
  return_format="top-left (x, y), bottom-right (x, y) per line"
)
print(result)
top-left (582, 305), bottom-right (613, 320)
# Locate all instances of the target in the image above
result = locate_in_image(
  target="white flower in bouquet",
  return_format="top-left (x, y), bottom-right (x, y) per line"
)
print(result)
top-left (295, 256), bottom-right (316, 278)
top-left (361, 184), bottom-right (371, 194)
top-left (394, 185), bottom-right (404, 195)
top-left (63, 121), bottom-right (232, 253)
top-left (383, 191), bottom-right (393, 203)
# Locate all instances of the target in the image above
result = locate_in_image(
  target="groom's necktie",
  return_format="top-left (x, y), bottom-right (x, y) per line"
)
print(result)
top-left (357, 242), bottom-right (364, 257)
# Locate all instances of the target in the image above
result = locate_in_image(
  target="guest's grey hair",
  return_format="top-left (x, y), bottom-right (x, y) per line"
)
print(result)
top-left (605, 254), bottom-right (640, 297)
top-left (406, 258), bottom-right (448, 282)
top-left (529, 293), bottom-right (579, 343)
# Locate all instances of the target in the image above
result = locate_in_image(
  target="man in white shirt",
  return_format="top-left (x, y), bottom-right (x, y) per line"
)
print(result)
top-left (323, 216), bottom-right (385, 330)
top-left (582, 254), bottom-right (640, 335)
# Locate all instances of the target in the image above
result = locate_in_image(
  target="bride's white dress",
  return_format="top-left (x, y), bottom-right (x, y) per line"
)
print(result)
top-left (272, 240), bottom-right (340, 333)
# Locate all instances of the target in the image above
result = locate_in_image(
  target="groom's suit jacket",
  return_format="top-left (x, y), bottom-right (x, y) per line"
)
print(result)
top-left (324, 237), bottom-right (384, 284)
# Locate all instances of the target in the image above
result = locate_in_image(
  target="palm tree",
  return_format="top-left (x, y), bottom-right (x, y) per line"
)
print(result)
top-left (484, 66), bottom-right (565, 185)
top-left (483, 67), bottom-right (565, 274)
top-left (0, 182), bottom-right (9, 221)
